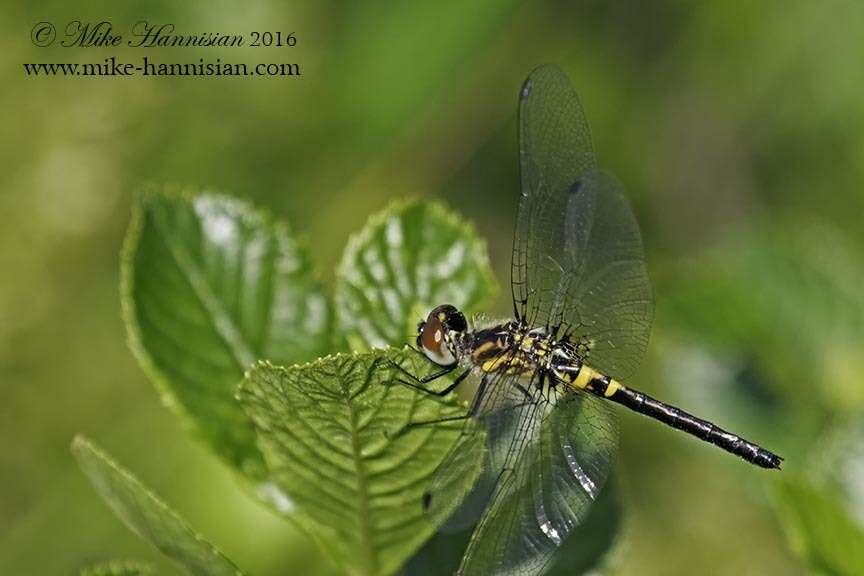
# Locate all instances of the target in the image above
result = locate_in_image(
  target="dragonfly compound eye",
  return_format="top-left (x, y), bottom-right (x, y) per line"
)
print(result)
top-left (419, 312), bottom-right (458, 366)
top-left (420, 315), bottom-right (444, 352)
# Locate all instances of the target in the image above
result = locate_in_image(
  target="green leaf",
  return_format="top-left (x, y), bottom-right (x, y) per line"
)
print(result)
top-left (80, 560), bottom-right (153, 576)
top-left (774, 475), bottom-right (864, 576)
top-left (122, 185), bottom-right (330, 483)
top-left (335, 199), bottom-right (496, 350)
top-left (238, 348), bottom-right (482, 576)
top-left (72, 436), bottom-right (243, 576)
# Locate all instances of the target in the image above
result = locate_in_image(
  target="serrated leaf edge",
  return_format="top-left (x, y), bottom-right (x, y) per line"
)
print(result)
top-left (334, 197), bottom-right (498, 351)
top-left (119, 184), bottom-right (330, 475)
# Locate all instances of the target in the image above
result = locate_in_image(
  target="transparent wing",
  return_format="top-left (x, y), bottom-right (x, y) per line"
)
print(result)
top-left (553, 171), bottom-right (654, 379)
top-left (424, 363), bottom-right (543, 533)
top-left (422, 415), bottom-right (488, 532)
top-left (512, 64), bottom-right (597, 327)
top-left (513, 65), bottom-right (654, 379)
top-left (458, 391), bottom-right (618, 576)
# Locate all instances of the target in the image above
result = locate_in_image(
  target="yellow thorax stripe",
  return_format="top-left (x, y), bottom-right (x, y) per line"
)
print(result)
top-left (480, 355), bottom-right (527, 373)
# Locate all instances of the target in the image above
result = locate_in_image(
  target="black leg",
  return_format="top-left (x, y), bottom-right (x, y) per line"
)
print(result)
top-left (392, 361), bottom-right (457, 385)
top-left (401, 413), bottom-right (474, 431)
top-left (514, 383), bottom-right (532, 399)
top-left (397, 368), bottom-right (471, 398)
top-left (394, 371), bottom-right (545, 435)
top-left (392, 372), bottom-right (485, 436)
top-left (399, 392), bottom-right (539, 434)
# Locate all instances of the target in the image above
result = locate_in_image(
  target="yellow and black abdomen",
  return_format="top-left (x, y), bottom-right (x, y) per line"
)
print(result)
top-left (557, 359), bottom-right (784, 469)
top-left (555, 363), bottom-right (623, 398)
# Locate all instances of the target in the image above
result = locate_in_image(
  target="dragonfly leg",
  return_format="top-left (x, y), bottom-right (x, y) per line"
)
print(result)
top-left (390, 361), bottom-right (469, 397)
top-left (401, 412), bottom-right (474, 433)
top-left (514, 382), bottom-right (532, 399)
top-left (395, 360), bottom-right (456, 383)
top-left (387, 401), bottom-right (472, 438)
top-left (387, 345), bottom-right (460, 383)
top-left (392, 371), bottom-right (485, 437)
top-left (398, 375), bottom-right (536, 433)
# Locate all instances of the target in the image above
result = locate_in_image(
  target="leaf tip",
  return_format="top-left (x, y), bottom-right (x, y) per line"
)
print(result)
top-left (71, 434), bottom-right (92, 456)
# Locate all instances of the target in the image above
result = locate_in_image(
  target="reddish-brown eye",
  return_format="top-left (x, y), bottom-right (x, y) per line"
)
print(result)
top-left (421, 316), bottom-right (443, 351)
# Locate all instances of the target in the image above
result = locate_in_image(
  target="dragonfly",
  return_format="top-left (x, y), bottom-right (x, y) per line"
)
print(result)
top-left (394, 64), bottom-right (783, 576)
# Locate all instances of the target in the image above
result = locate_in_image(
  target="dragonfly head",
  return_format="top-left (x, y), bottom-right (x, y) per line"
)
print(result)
top-left (416, 304), bottom-right (467, 366)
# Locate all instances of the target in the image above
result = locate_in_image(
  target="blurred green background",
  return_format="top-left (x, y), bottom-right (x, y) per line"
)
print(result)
top-left (3, 1), bottom-right (863, 574)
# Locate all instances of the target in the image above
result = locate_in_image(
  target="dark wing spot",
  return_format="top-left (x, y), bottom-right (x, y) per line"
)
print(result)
top-left (422, 491), bottom-right (433, 511)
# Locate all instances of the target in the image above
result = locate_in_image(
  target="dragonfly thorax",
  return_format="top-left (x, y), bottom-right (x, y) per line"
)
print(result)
top-left (466, 321), bottom-right (577, 377)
